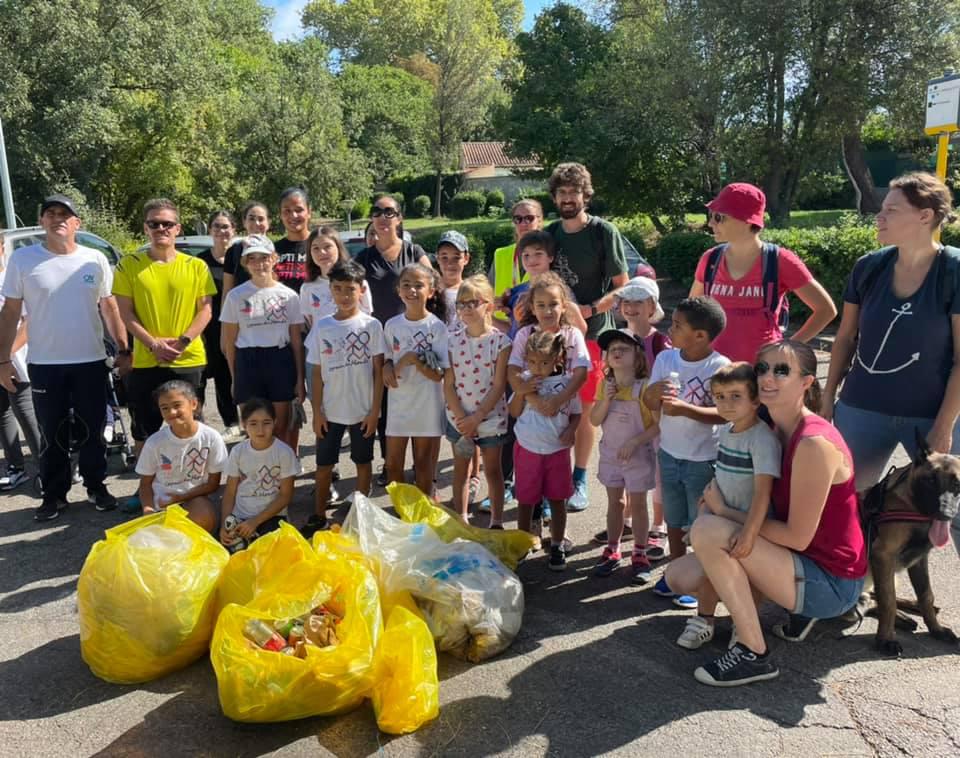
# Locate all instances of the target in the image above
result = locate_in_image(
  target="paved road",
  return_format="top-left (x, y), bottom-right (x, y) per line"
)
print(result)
top-left (1, 377), bottom-right (959, 757)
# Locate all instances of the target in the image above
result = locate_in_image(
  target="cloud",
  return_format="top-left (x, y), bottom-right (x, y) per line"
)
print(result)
top-left (264, 0), bottom-right (308, 41)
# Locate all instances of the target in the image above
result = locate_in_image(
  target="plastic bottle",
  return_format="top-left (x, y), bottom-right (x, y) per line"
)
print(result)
top-left (243, 619), bottom-right (286, 652)
top-left (667, 371), bottom-right (682, 397)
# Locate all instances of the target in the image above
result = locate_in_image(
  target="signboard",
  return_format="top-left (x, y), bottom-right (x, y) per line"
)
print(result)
top-left (926, 72), bottom-right (960, 135)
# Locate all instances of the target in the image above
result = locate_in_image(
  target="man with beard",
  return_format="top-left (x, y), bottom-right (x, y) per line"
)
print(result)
top-left (546, 162), bottom-right (629, 511)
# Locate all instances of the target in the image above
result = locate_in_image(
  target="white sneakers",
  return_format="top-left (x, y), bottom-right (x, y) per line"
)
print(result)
top-left (677, 616), bottom-right (715, 649)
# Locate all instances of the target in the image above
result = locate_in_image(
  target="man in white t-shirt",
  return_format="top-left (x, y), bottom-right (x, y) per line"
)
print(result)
top-left (0, 195), bottom-right (129, 521)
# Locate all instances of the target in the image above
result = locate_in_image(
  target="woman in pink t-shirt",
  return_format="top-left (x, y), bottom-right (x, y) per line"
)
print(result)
top-left (689, 183), bottom-right (837, 362)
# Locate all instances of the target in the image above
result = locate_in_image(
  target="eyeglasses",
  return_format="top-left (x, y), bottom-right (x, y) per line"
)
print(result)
top-left (710, 212), bottom-right (726, 224)
top-left (371, 207), bottom-right (399, 219)
top-left (145, 220), bottom-right (178, 231)
top-left (512, 214), bottom-right (538, 225)
top-left (455, 299), bottom-right (487, 311)
top-left (754, 360), bottom-right (792, 378)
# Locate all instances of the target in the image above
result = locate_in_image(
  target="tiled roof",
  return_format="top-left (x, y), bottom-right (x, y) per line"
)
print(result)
top-left (459, 142), bottom-right (539, 170)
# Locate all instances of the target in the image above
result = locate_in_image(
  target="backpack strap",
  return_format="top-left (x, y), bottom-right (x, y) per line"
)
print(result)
top-left (703, 245), bottom-right (726, 295)
top-left (854, 246), bottom-right (898, 304)
top-left (547, 216), bottom-right (610, 291)
top-left (759, 242), bottom-right (781, 319)
top-left (938, 245), bottom-right (960, 313)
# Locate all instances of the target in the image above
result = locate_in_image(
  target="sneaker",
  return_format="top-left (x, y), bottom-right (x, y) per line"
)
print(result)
top-left (771, 614), bottom-right (818, 642)
top-left (646, 543), bottom-right (667, 561)
top-left (468, 476), bottom-right (481, 505)
top-left (479, 485), bottom-right (513, 513)
top-left (328, 485), bottom-right (340, 504)
top-left (728, 625), bottom-right (739, 650)
top-left (653, 577), bottom-right (676, 597)
top-left (568, 479), bottom-right (589, 511)
top-left (591, 525), bottom-right (633, 545)
top-left (549, 544), bottom-right (567, 571)
top-left (542, 536), bottom-right (573, 553)
top-left (300, 514), bottom-right (329, 539)
top-left (71, 466), bottom-right (82, 485)
top-left (593, 548), bottom-right (621, 577)
top-left (652, 577), bottom-right (698, 609)
top-left (694, 643), bottom-right (780, 687)
top-left (376, 466), bottom-right (388, 487)
top-left (630, 554), bottom-right (652, 585)
top-left (35, 498), bottom-right (63, 522)
top-left (103, 425), bottom-right (115, 444)
top-left (87, 486), bottom-right (118, 512)
top-left (673, 594), bottom-right (698, 610)
top-left (332, 464), bottom-right (341, 482)
top-left (677, 616), bottom-right (715, 649)
top-left (0, 466), bottom-right (29, 491)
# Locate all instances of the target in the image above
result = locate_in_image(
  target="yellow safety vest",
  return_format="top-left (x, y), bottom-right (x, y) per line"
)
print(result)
top-left (492, 243), bottom-right (528, 322)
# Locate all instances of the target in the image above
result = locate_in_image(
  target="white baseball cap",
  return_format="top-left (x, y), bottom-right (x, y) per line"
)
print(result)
top-left (616, 276), bottom-right (664, 324)
top-left (240, 234), bottom-right (275, 256)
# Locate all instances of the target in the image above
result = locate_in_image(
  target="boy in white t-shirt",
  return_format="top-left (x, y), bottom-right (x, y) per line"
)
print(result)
top-left (135, 380), bottom-right (228, 532)
top-left (305, 260), bottom-right (384, 534)
top-left (643, 296), bottom-right (729, 606)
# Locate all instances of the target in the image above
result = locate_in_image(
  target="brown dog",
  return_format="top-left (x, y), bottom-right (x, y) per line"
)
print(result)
top-left (861, 433), bottom-right (960, 657)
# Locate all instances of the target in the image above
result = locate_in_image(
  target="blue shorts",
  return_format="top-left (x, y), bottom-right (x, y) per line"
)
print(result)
top-left (443, 419), bottom-right (509, 449)
top-left (315, 420), bottom-right (375, 467)
top-left (657, 448), bottom-right (714, 529)
top-left (234, 345), bottom-right (296, 403)
top-left (791, 553), bottom-right (864, 619)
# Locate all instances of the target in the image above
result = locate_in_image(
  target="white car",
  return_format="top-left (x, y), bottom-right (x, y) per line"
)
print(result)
top-left (1, 226), bottom-right (121, 266)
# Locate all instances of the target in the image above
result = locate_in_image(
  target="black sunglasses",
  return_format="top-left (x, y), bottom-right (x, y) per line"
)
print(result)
top-left (512, 214), bottom-right (538, 224)
top-left (146, 220), bottom-right (178, 231)
top-left (710, 212), bottom-right (726, 224)
top-left (754, 360), bottom-right (792, 378)
top-left (371, 207), bottom-right (399, 219)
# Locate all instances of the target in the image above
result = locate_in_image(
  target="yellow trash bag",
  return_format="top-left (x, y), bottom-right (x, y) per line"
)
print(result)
top-left (210, 539), bottom-right (383, 722)
top-left (77, 505), bottom-right (228, 684)
top-left (388, 482), bottom-right (537, 569)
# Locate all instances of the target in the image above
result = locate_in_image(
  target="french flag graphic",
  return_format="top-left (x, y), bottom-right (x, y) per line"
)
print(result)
top-left (240, 300), bottom-right (253, 315)
top-left (160, 454), bottom-right (173, 471)
top-left (311, 293), bottom-right (322, 310)
top-left (321, 339), bottom-right (334, 355)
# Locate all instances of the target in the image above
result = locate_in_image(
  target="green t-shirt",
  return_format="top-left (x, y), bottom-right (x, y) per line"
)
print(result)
top-left (549, 216), bottom-right (627, 339)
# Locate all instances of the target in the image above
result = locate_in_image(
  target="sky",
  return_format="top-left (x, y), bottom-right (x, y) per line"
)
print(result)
top-left (261, 0), bottom-right (552, 41)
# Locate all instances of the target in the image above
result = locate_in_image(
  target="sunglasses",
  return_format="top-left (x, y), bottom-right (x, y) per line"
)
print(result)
top-left (146, 220), bottom-right (178, 231)
top-left (455, 299), bottom-right (487, 311)
top-left (512, 214), bottom-right (538, 224)
top-left (754, 360), bottom-right (792, 378)
top-left (710, 212), bottom-right (726, 224)
top-left (371, 207), bottom-right (399, 219)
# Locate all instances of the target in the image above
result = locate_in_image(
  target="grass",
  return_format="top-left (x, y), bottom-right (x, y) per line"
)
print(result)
top-left (402, 217), bottom-right (508, 232)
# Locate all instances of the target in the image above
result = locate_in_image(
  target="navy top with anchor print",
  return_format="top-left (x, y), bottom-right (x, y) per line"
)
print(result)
top-left (840, 249), bottom-right (960, 419)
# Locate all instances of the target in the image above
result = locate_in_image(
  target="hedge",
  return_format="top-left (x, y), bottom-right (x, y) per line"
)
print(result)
top-left (411, 220), bottom-right (514, 275)
top-left (411, 195), bottom-right (431, 218)
top-left (450, 191), bottom-right (487, 220)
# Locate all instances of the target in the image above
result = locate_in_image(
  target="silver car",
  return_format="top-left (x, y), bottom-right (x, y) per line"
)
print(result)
top-left (1, 226), bottom-right (121, 266)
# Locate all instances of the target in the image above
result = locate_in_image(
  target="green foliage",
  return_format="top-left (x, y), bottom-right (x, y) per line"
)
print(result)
top-left (351, 197), bottom-right (373, 220)
top-left (651, 231), bottom-right (714, 289)
top-left (939, 224), bottom-right (960, 248)
top-left (794, 171), bottom-right (854, 211)
top-left (388, 173), bottom-right (463, 210)
top-left (450, 191), bottom-right (488, 219)
top-left (412, 195), bottom-right (432, 217)
top-left (484, 189), bottom-right (505, 209)
top-left (411, 219), bottom-right (513, 270)
top-left (486, 205), bottom-right (504, 218)
top-left (517, 190), bottom-right (555, 215)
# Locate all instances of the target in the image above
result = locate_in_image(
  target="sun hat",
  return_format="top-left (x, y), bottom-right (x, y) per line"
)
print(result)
top-left (616, 276), bottom-right (664, 324)
top-left (706, 183), bottom-right (766, 228)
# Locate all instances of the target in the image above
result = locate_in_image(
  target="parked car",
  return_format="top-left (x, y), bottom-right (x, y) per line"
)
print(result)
top-left (339, 229), bottom-right (413, 258)
top-left (1, 226), bottom-right (122, 267)
top-left (135, 235), bottom-right (217, 257)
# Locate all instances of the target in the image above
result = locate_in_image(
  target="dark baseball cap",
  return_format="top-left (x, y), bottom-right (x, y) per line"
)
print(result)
top-left (598, 328), bottom-right (644, 352)
top-left (40, 194), bottom-right (79, 217)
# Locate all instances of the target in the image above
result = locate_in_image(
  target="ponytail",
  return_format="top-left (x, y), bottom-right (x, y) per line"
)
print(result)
top-left (804, 377), bottom-right (823, 414)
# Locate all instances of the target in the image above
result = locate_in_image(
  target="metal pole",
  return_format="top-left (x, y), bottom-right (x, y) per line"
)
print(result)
top-left (935, 132), bottom-right (950, 242)
top-left (0, 115), bottom-right (15, 229)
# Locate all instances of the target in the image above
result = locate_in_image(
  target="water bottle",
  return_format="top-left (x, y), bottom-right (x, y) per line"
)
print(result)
top-left (243, 618), bottom-right (286, 652)
top-left (223, 514), bottom-right (247, 553)
top-left (667, 371), bottom-right (682, 397)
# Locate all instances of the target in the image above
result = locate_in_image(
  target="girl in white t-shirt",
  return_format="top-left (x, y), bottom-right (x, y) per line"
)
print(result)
top-left (383, 263), bottom-right (449, 496)
top-left (300, 226), bottom-right (373, 329)
top-left (443, 275), bottom-right (511, 526)
top-left (221, 234), bottom-right (305, 449)
top-left (135, 380), bottom-right (227, 532)
top-left (219, 397), bottom-right (301, 551)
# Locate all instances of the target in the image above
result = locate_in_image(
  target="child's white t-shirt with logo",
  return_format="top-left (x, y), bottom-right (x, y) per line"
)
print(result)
top-left (135, 422), bottom-right (228, 502)
top-left (225, 438), bottom-right (301, 520)
top-left (384, 312), bottom-right (449, 437)
top-left (220, 281), bottom-right (304, 348)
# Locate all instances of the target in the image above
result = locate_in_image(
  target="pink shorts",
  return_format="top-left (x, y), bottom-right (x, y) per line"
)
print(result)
top-left (514, 443), bottom-right (574, 504)
top-left (598, 451), bottom-right (657, 492)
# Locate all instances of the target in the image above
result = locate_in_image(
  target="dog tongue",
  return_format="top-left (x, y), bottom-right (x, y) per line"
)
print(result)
top-left (929, 520), bottom-right (951, 548)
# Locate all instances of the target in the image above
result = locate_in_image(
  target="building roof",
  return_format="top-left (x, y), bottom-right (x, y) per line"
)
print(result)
top-left (459, 142), bottom-right (539, 171)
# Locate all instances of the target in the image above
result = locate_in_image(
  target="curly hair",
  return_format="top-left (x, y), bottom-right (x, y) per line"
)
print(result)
top-left (548, 162), bottom-right (594, 200)
top-left (519, 271), bottom-right (575, 328)
top-left (524, 329), bottom-right (567, 374)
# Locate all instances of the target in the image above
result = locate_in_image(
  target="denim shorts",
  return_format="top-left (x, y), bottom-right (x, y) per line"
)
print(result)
top-left (657, 448), bottom-right (715, 529)
top-left (443, 419), bottom-right (509, 449)
top-left (792, 552), bottom-right (865, 619)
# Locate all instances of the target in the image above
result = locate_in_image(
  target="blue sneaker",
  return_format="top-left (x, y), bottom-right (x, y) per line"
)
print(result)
top-left (568, 479), bottom-right (589, 511)
top-left (479, 485), bottom-right (515, 513)
top-left (653, 577), bottom-right (697, 609)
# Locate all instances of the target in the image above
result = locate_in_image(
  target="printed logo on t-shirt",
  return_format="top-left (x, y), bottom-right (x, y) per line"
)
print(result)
top-left (683, 375), bottom-right (714, 406)
top-left (184, 446), bottom-right (210, 478)
top-left (83, 273), bottom-right (96, 284)
top-left (854, 302), bottom-right (920, 375)
top-left (343, 330), bottom-right (372, 364)
top-left (241, 299), bottom-right (253, 315)
top-left (318, 338), bottom-right (335, 356)
top-left (253, 464), bottom-right (281, 496)
top-left (160, 454), bottom-right (173, 471)
top-left (264, 294), bottom-right (288, 322)
top-left (310, 293), bottom-right (323, 310)
top-left (552, 254), bottom-right (579, 289)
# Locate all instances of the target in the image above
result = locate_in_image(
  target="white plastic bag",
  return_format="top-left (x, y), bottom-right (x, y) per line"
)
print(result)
top-left (342, 494), bottom-right (524, 662)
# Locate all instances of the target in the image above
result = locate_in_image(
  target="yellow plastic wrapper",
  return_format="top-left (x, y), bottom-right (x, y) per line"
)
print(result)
top-left (210, 526), bottom-right (383, 722)
top-left (77, 505), bottom-right (229, 684)
top-left (372, 604), bottom-right (439, 734)
top-left (388, 482), bottom-right (537, 569)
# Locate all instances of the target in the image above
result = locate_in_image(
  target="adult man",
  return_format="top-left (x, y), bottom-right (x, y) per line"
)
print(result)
top-left (547, 163), bottom-right (629, 510)
top-left (113, 199), bottom-right (216, 452)
top-left (0, 194), bottom-right (128, 520)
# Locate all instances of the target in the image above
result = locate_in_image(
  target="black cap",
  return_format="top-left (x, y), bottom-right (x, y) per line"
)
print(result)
top-left (40, 194), bottom-right (79, 217)
top-left (598, 328), bottom-right (643, 352)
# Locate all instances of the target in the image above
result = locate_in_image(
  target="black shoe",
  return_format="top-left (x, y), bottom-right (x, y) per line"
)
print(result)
top-left (376, 467), bottom-right (388, 487)
top-left (300, 514), bottom-right (329, 539)
top-left (694, 643), bottom-right (780, 687)
top-left (35, 498), bottom-right (61, 522)
top-left (87, 486), bottom-right (117, 512)
top-left (549, 544), bottom-right (567, 571)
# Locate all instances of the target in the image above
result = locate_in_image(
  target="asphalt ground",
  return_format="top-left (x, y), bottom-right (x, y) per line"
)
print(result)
top-left (1, 356), bottom-right (959, 757)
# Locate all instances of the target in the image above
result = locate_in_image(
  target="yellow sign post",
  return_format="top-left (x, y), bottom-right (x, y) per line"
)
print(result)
top-left (925, 72), bottom-right (960, 240)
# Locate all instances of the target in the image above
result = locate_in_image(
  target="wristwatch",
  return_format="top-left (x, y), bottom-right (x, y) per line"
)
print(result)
top-left (589, 303), bottom-right (598, 317)
top-left (118, 349), bottom-right (132, 357)
top-left (177, 334), bottom-right (192, 348)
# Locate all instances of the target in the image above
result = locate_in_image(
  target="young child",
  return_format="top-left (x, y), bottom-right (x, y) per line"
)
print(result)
top-left (135, 380), bottom-right (227, 533)
top-left (643, 296), bottom-right (729, 608)
top-left (383, 263), bottom-right (449, 495)
top-left (509, 331), bottom-right (581, 571)
top-left (220, 234), bottom-right (306, 449)
top-left (589, 330), bottom-right (659, 583)
top-left (443, 275), bottom-right (511, 526)
top-left (436, 230), bottom-right (470, 334)
top-left (675, 361), bottom-right (781, 649)
top-left (307, 260), bottom-right (384, 532)
top-left (219, 397), bottom-right (301, 551)
top-left (593, 276), bottom-right (671, 557)
top-left (300, 226), bottom-right (373, 329)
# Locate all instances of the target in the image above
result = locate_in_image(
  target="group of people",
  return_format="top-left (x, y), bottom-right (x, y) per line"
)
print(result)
top-left (1, 163), bottom-right (958, 689)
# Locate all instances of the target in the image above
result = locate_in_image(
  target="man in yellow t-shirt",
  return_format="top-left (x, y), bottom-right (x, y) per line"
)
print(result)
top-left (113, 198), bottom-right (216, 450)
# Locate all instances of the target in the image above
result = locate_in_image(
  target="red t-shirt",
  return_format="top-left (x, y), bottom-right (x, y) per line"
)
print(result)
top-left (771, 414), bottom-right (867, 580)
top-left (694, 246), bottom-right (812, 362)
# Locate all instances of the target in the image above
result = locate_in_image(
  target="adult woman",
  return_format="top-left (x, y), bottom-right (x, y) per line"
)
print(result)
top-left (198, 210), bottom-right (240, 435)
top-left (355, 196), bottom-right (431, 483)
top-left (824, 172), bottom-right (960, 491)
top-left (490, 198), bottom-right (544, 327)
top-left (665, 340), bottom-right (866, 687)
top-left (222, 201), bottom-right (270, 299)
top-left (690, 183), bottom-right (837, 362)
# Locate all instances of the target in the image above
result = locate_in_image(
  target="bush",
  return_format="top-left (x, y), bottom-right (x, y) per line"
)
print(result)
top-left (411, 195), bottom-right (431, 218)
top-left (486, 205), bottom-right (504, 218)
top-left (414, 229), bottom-right (486, 275)
top-left (387, 172), bottom-right (462, 215)
top-left (651, 231), bottom-right (713, 289)
top-left (352, 197), bottom-right (372, 220)
top-left (410, 220), bottom-right (514, 273)
top-left (941, 223), bottom-right (960, 247)
top-left (485, 189), bottom-right (505, 210)
top-left (517, 189), bottom-right (555, 216)
top-left (449, 191), bottom-right (487, 220)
